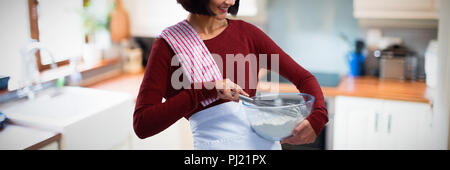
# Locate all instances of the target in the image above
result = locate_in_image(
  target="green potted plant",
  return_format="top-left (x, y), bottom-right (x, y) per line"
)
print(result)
top-left (79, 0), bottom-right (113, 66)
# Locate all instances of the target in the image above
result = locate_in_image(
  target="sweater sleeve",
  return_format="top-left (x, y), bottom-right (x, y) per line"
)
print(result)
top-left (133, 38), bottom-right (217, 139)
top-left (246, 23), bottom-right (329, 135)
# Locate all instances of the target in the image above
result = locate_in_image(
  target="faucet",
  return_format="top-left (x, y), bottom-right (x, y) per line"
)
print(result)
top-left (17, 40), bottom-right (58, 100)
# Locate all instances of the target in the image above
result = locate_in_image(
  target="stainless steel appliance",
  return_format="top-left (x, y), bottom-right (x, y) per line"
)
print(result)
top-left (376, 45), bottom-right (418, 80)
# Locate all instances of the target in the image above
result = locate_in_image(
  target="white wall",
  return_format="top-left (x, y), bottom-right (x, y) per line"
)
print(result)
top-left (121, 0), bottom-right (266, 37)
top-left (0, 0), bottom-right (31, 90)
top-left (122, 0), bottom-right (189, 37)
top-left (437, 0), bottom-right (450, 149)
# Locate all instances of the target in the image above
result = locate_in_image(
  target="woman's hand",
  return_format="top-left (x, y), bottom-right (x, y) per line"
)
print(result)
top-left (215, 79), bottom-right (249, 102)
top-left (281, 120), bottom-right (317, 145)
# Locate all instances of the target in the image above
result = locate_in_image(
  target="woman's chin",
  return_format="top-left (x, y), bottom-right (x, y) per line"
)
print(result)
top-left (215, 15), bottom-right (228, 20)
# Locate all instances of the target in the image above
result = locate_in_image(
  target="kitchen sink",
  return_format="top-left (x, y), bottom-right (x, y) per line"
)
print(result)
top-left (0, 86), bottom-right (134, 150)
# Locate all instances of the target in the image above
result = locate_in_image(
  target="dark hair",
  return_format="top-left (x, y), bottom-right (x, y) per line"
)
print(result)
top-left (177, 0), bottom-right (240, 16)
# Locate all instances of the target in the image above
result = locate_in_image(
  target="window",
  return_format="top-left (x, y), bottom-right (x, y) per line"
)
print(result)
top-left (28, 0), bottom-right (85, 72)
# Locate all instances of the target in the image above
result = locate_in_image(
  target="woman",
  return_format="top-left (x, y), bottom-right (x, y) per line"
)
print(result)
top-left (133, 0), bottom-right (328, 150)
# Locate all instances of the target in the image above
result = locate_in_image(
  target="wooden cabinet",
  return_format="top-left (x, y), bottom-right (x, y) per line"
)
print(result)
top-left (333, 96), bottom-right (436, 149)
top-left (354, 0), bottom-right (439, 19)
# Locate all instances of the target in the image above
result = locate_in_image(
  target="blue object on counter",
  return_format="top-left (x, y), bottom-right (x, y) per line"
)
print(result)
top-left (348, 40), bottom-right (366, 76)
top-left (0, 112), bottom-right (7, 130)
top-left (0, 76), bottom-right (9, 90)
top-left (348, 52), bottom-right (365, 76)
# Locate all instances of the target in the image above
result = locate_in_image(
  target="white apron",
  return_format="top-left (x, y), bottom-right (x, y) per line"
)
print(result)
top-left (189, 101), bottom-right (282, 150)
top-left (160, 21), bottom-right (279, 150)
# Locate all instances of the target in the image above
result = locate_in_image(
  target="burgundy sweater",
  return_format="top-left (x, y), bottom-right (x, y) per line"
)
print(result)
top-left (133, 19), bottom-right (328, 139)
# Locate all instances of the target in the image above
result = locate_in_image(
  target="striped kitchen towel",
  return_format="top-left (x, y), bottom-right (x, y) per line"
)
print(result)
top-left (160, 20), bottom-right (223, 106)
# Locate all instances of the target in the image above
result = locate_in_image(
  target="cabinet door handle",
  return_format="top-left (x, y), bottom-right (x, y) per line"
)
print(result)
top-left (429, 109), bottom-right (433, 128)
top-left (375, 112), bottom-right (378, 132)
top-left (387, 113), bottom-right (392, 134)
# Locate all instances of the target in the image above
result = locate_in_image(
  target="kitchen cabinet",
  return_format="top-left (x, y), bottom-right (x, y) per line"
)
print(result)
top-left (381, 100), bottom-right (434, 149)
top-left (333, 96), bottom-right (382, 149)
top-left (333, 96), bottom-right (435, 150)
top-left (354, 0), bottom-right (439, 19)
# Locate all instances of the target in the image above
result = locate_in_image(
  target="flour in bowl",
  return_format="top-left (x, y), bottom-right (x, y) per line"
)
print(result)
top-left (248, 106), bottom-right (306, 141)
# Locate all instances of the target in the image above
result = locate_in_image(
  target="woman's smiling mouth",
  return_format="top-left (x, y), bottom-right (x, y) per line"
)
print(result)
top-left (218, 7), bottom-right (228, 13)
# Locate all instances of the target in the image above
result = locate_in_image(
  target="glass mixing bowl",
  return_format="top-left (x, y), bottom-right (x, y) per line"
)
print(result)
top-left (242, 93), bottom-right (315, 141)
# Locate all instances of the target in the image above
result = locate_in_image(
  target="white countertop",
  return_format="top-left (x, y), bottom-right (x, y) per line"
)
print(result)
top-left (0, 124), bottom-right (60, 150)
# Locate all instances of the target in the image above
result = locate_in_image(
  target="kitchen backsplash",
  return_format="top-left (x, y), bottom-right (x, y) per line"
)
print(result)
top-left (265, 0), bottom-right (359, 75)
